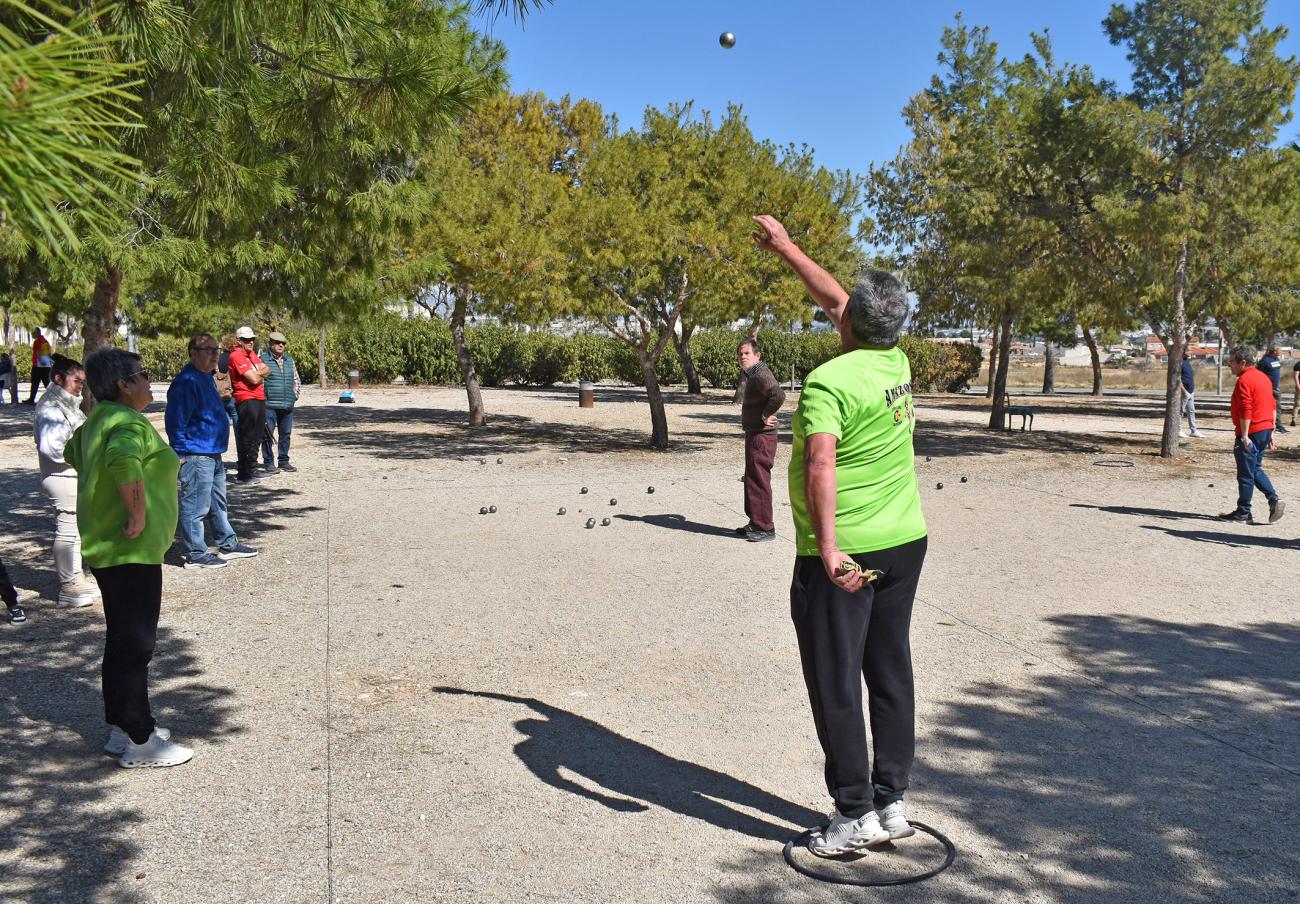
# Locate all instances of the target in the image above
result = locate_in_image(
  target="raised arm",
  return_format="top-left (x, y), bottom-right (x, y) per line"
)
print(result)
top-left (752, 215), bottom-right (849, 328)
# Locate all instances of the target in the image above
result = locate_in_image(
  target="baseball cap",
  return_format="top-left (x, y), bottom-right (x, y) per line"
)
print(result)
top-left (235, 326), bottom-right (256, 340)
top-left (268, 331), bottom-right (287, 343)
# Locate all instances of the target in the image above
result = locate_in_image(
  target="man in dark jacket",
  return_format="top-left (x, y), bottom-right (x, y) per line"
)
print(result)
top-left (260, 331), bottom-right (301, 473)
top-left (736, 339), bottom-right (786, 541)
top-left (1256, 345), bottom-right (1287, 434)
top-left (165, 334), bottom-right (259, 568)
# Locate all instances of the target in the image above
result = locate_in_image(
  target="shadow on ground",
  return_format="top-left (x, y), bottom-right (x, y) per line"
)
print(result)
top-left (0, 613), bottom-right (237, 902)
top-left (706, 616), bottom-right (1300, 903)
top-left (614, 512), bottom-right (741, 538)
top-left (299, 406), bottom-right (708, 460)
top-left (433, 688), bottom-right (820, 843)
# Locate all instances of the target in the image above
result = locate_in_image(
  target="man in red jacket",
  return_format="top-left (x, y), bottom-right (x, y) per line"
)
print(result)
top-left (1220, 345), bottom-right (1284, 524)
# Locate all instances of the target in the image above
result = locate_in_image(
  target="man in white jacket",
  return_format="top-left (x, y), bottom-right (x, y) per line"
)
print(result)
top-left (34, 355), bottom-right (100, 607)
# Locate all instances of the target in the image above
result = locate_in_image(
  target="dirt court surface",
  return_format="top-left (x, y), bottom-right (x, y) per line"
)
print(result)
top-left (1, 383), bottom-right (1296, 904)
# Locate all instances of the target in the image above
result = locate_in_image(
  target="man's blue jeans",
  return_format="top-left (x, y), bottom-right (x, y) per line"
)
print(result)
top-left (178, 454), bottom-right (237, 559)
top-left (1234, 429), bottom-right (1278, 516)
top-left (262, 407), bottom-right (293, 466)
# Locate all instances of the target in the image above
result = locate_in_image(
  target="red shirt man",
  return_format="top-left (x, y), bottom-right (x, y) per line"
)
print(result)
top-left (227, 345), bottom-right (267, 403)
top-left (1230, 364), bottom-right (1276, 436)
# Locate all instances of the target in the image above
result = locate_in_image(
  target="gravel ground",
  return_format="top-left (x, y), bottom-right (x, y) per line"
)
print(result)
top-left (0, 383), bottom-right (1296, 904)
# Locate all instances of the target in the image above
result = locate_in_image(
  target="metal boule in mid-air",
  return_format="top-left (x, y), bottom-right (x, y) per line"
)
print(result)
top-left (719, 31), bottom-right (736, 48)
top-left (601, 518), bottom-right (611, 526)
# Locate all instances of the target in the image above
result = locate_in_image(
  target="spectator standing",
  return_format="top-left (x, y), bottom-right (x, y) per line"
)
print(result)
top-left (1291, 358), bottom-right (1299, 429)
top-left (64, 347), bottom-right (194, 767)
top-left (1220, 345), bottom-right (1285, 524)
top-left (754, 214), bottom-right (927, 856)
top-left (0, 349), bottom-right (17, 404)
top-left (227, 326), bottom-right (270, 484)
top-left (33, 355), bottom-right (100, 607)
top-left (25, 327), bottom-right (53, 404)
top-left (735, 339), bottom-right (785, 541)
top-left (216, 334), bottom-right (238, 431)
top-left (165, 335), bottom-right (259, 569)
top-left (260, 331), bottom-right (300, 473)
top-left (1256, 345), bottom-right (1287, 434)
top-left (1178, 352), bottom-right (1202, 438)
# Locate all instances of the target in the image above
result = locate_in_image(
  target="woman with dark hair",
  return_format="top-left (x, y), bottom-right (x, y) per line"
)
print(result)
top-left (64, 348), bottom-right (193, 767)
top-left (34, 354), bottom-right (99, 607)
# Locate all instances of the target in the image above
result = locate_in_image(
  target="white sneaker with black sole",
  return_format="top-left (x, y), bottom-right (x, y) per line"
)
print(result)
top-left (105, 724), bottom-right (171, 755)
top-left (877, 800), bottom-right (917, 839)
top-left (117, 729), bottom-right (192, 768)
top-left (807, 809), bottom-right (890, 857)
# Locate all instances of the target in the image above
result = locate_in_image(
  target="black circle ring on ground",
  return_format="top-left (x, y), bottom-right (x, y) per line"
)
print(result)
top-left (1091, 458), bottom-right (1136, 468)
top-left (782, 822), bottom-right (957, 887)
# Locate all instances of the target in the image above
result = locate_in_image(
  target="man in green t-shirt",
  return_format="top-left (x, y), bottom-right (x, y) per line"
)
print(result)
top-left (754, 214), bottom-right (928, 857)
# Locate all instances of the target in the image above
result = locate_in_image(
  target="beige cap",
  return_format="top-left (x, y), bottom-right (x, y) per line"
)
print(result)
top-left (268, 331), bottom-right (287, 343)
top-left (235, 326), bottom-right (256, 340)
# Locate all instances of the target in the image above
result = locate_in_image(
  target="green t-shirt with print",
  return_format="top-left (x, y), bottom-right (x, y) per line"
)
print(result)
top-left (788, 347), bottom-right (926, 556)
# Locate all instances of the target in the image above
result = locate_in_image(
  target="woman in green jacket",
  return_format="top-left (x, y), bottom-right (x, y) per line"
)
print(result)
top-left (65, 348), bottom-right (193, 768)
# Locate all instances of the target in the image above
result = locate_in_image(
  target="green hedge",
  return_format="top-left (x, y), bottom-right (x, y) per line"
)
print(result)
top-left (7, 315), bottom-right (981, 394)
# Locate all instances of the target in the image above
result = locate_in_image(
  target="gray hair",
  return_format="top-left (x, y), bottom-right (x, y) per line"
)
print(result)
top-left (1230, 345), bottom-right (1256, 366)
top-left (84, 347), bottom-right (142, 402)
top-left (846, 269), bottom-right (909, 346)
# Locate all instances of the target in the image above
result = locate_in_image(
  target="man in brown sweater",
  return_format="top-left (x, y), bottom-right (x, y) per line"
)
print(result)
top-left (737, 339), bottom-right (786, 541)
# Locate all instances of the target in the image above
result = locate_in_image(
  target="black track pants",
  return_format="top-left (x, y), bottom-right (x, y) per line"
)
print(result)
top-left (95, 563), bottom-right (161, 745)
top-left (790, 536), bottom-right (927, 818)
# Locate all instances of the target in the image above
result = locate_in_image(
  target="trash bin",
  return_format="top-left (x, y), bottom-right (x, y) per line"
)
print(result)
top-left (347, 370), bottom-right (360, 391)
top-left (578, 381), bottom-right (594, 408)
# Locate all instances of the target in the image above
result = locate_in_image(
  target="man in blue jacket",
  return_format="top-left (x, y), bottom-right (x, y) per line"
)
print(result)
top-left (165, 334), bottom-right (259, 568)
top-left (1256, 345), bottom-right (1288, 434)
top-left (1178, 353), bottom-right (1202, 438)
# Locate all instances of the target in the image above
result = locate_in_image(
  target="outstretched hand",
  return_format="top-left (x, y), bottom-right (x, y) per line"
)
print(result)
top-left (752, 215), bottom-right (794, 255)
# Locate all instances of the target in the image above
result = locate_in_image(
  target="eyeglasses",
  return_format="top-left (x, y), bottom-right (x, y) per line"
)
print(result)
top-left (125, 369), bottom-right (150, 383)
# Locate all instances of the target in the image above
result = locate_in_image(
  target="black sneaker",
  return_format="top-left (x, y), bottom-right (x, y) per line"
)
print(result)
top-left (745, 528), bottom-right (776, 542)
top-left (278, 462), bottom-right (297, 473)
top-left (260, 464), bottom-right (279, 474)
top-left (1269, 500), bottom-right (1285, 524)
top-left (733, 523), bottom-right (753, 536)
top-left (8, 606), bottom-right (27, 624)
top-left (1217, 510), bottom-right (1252, 523)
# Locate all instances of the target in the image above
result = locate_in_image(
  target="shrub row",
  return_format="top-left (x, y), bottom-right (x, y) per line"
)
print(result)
top-left (5, 316), bottom-right (982, 393)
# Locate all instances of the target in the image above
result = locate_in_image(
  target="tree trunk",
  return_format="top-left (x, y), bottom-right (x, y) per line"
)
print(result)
top-left (317, 324), bottom-right (328, 388)
top-left (674, 322), bottom-right (701, 394)
top-left (640, 344), bottom-right (669, 449)
top-left (988, 306), bottom-right (1014, 429)
top-left (1158, 239), bottom-right (1191, 459)
top-left (1041, 341), bottom-right (1055, 395)
top-left (1082, 325), bottom-right (1103, 396)
top-left (985, 318), bottom-right (1001, 399)
top-left (451, 289), bottom-right (486, 428)
top-left (83, 265), bottom-right (120, 353)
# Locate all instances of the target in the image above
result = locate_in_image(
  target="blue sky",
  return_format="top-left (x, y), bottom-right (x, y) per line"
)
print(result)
top-left (475, 0), bottom-right (1300, 178)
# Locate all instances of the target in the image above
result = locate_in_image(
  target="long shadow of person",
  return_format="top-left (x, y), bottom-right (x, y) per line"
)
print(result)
top-left (434, 687), bottom-right (821, 842)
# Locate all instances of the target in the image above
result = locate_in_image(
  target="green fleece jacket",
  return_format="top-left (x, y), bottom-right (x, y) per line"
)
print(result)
top-left (64, 402), bottom-right (180, 567)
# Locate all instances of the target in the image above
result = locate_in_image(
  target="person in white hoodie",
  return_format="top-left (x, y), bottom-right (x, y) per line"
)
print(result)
top-left (34, 355), bottom-right (100, 607)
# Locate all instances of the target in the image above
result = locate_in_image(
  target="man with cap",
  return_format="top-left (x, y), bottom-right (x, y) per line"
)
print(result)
top-left (227, 326), bottom-right (271, 484)
top-left (260, 331), bottom-right (301, 473)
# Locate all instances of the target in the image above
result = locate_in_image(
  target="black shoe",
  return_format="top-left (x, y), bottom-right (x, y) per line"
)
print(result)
top-left (278, 462), bottom-right (297, 472)
top-left (745, 528), bottom-right (776, 542)
top-left (1217, 510), bottom-right (1251, 523)
top-left (8, 606), bottom-right (27, 624)
top-left (733, 523), bottom-right (753, 536)
top-left (260, 463), bottom-right (279, 474)
top-left (1277, 426), bottom-right (1289, 434)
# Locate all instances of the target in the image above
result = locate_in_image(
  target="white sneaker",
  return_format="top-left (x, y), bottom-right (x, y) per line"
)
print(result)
top-left (808, 808), bottom-right (890, 857)
top-left (57, 577), bottom-right (99, 608)
top-left (117, 729), bottom-right (193, 768)
top-left (104, 724), bottom-right (171, 755)
top-left (1191, 430), bottom-right (1204, 437)
top-left (1178, 431), bottom-right (1188, 438)
top-left (877, 800), bottom-right (917, 839)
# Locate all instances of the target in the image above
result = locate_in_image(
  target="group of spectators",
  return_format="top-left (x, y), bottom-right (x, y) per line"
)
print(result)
top-left (2, 328), bottom-right (302, 769)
